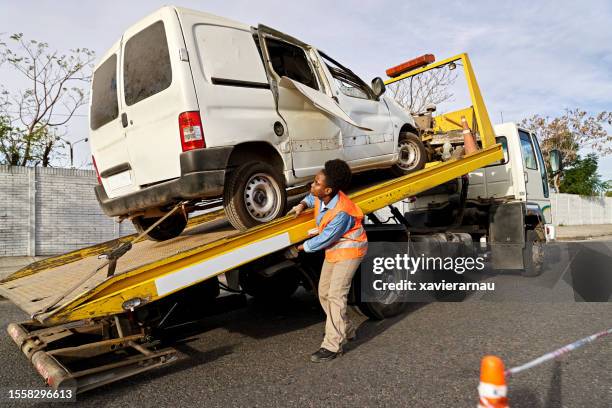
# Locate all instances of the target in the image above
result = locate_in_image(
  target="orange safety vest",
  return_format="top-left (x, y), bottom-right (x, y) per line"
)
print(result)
top-left (314, 191), bottom-right (368, 262)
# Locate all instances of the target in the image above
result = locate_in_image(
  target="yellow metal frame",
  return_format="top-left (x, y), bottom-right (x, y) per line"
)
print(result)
top-left (384, 53), bottom-right (496, 149)
top-left (4, 53), bottom-right (503, 325)
top-left (41, 146), bottom-right (502, 324)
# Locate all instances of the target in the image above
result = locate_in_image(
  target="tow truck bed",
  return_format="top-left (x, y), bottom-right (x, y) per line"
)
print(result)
top-left (0, 146), bottom-right (502, 325)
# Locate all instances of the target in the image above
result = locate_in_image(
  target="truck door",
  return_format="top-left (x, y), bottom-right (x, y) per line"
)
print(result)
top-left (316, 51), bottom-right (394, 162)
top-left (256, 25), bottom-right (369, 179)
top-left (518, 129), bottom-right (550, 220)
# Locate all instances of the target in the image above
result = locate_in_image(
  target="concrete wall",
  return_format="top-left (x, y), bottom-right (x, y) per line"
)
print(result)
top-left (551, 193), bottom-right (612, 226)
top-left (0, 165), bottom-right (134, 256)
top-left (2, 164), bottom-right (612, 256)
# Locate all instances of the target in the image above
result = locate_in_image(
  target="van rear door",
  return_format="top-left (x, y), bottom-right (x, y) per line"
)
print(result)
top-left (120, 8), bottom-right (199, 187)
top-left (89, 41), bottom-right (139, 199)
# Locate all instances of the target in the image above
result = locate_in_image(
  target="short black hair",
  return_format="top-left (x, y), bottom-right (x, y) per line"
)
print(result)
top-left (321, 159), bottom-right (352, 194)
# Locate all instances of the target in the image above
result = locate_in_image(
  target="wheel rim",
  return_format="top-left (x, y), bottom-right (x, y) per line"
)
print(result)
top-left (397, 140), bottom-right (420, 170)
top-left (243, 172), bottom-right (282, 222)
top-left (371, 270), bottom-right (402, 305)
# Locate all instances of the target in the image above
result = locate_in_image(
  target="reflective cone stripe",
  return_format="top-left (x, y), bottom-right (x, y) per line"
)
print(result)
top-left (478, 355), bottom-right (509, 408)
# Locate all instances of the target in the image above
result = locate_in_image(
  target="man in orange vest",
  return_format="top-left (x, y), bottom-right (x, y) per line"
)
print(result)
top-left (288, 159), bottom-right (368, 362)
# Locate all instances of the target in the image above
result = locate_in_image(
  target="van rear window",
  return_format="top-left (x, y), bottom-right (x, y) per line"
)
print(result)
top-left (123, 21), bottom-right (172, 106)
top-left (90, 54), bottom-right (118, 130)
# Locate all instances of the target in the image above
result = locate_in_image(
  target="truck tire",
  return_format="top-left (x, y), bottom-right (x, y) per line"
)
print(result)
top-left (224, 161), bottom-right (287, 231)
top-left (352, 264), bottom-right (409, 320)
top-left (522, 227), bottom-right (545, 277)
top-left (390, 132), bottom-right (427, 177)
top-left (132, 212), bottom-right (187, 242)
top-left (239, 266), bottom-right (299, 300)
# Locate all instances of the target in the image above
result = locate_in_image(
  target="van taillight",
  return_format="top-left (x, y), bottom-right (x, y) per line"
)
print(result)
top-left (179, 111), bottom-right (205, 151)
top-left (92, 155), bottom-right (102, 184)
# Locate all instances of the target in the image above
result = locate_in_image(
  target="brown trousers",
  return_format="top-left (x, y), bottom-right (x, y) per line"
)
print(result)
top-left (318, 257), bottom-right (364, 352)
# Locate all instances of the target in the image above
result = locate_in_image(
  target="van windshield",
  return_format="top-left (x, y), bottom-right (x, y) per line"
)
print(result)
top-left (90, 54), bottom-right (118, 130)
top-left (123, 20), bottom-right (172, 106)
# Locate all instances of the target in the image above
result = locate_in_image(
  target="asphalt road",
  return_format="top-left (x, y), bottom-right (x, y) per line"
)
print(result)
top-left (1, 239), bottom-right (610, 407)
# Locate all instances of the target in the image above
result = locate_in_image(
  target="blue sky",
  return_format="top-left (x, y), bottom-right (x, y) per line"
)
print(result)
top-left (1, 0), bottom-right (611, 178)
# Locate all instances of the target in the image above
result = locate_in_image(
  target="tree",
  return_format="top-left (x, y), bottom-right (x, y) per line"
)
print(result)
top-left (559, 154), bottom-right (610, 196)
top-left (520, 109), bottom-right (612, 172)
top-left (386, 66), bottom-right (458, 114)
top-left (0, 33), bottom-right (94, 167)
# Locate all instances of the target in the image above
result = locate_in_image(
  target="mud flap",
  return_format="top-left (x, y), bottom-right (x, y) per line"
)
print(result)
top-left (489, 202), bottom-right (525, 269)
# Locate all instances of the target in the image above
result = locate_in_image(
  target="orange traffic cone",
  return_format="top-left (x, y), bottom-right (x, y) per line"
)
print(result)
top-left (461, 116), bottom-right (479, 155)
top-left (478, 355), bottom-right (509, 408)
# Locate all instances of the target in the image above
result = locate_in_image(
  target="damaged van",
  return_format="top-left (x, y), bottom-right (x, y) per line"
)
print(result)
top-left (89, 6), bottom-right (424, 239)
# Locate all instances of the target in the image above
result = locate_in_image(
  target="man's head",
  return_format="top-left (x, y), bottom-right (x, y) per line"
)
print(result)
top-left (310, 159), bottom-right (352, 200)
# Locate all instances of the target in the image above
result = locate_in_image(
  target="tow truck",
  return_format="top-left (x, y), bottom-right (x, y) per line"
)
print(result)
top-left (1, 53), bottom-right (505, 393)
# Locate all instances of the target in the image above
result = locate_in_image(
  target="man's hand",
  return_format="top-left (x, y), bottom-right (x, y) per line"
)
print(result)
top-left (287, 202), bottom-right (306, 217)
top-left (284, 245), bottom-right (302, 259)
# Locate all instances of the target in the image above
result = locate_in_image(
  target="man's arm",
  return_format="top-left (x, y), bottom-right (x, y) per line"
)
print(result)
top-left (303, 212), bottom-right (354, 253)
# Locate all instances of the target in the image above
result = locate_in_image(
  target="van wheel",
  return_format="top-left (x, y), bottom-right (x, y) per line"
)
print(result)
top-left (390, 132), bottom-right (427, 176)
top-left (132, 212), bottom-right (187, 242)
top-left (522, 227), bottom-right (545, 277)
top-left (224, 161), bottom-right (287, 231)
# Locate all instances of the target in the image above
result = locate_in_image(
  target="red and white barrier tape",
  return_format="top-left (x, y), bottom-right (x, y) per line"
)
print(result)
top-left (505, 328), bottom-right (612, 377)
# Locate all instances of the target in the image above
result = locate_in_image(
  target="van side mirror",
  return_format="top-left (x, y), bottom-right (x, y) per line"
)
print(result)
top-left (549, 149), bottom-right (563, 174)
top-left (371, 77), bottom-right (386, 97)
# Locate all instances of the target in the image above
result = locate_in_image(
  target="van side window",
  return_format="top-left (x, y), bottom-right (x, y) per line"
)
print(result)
top-left (320, 53), bottom-right (374, 100)
top-left (124, 21), bottom-right (172, 106)
top-left (519, 130), bottom-right (538, 170)
top-left (90, 54), bottom-right (118, 130)
top-left (485, 136), bottom-right (509, 167)
top-left (265, 38), bottom-right (319, 90)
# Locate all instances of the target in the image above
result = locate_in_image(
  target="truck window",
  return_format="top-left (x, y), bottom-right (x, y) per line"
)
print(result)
top-left (519, 130), bottom-right (538, 170)
top-left (320, 52), bottom-right (374, 100)
top-left (123, 21), bottom-right (172, 106)
top-left (265, 38), bottom-right (319, 90)
top-left (485, 136), bottom-right (509, 166)
top-left (532, 135), bottom-right (550, 197)
top-left (90, 54), bottom-right (119, 130)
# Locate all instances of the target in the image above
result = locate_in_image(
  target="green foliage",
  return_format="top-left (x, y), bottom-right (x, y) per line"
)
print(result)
top-left (559, 154), bottom-right (610, 196)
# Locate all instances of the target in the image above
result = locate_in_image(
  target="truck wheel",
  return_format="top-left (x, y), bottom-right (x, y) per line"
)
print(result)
top-left (224, 161), bottom-right (287, 231)
top-left (239, 266), bottom-right (299, 300)
top-left (132, 212), bottom-right (187, 242)
top-left (522, 227), bottom-right (545, 277)
top-left (390, 132), bottom-right (427, 176)
top-left (352, 264), bottom-right (409, 320)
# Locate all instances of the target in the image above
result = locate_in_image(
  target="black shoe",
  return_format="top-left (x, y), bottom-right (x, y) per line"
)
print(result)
top-left (310, 348), bottom-right (341, 363)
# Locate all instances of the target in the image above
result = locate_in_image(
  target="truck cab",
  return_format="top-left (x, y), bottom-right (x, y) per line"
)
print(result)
top-left (402, 122), bottom-right (560, 275)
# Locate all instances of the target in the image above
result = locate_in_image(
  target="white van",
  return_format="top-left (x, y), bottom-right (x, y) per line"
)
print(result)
top-left (89, 6), bottom-right (424, 239)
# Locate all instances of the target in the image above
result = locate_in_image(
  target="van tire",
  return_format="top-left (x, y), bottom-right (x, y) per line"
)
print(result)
top-left (224, 161), bottom-right (287, 231)
top-left (132, 212), bottom-right (187, 242)
top-left (390, 132), bottom-right (427, 176)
